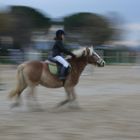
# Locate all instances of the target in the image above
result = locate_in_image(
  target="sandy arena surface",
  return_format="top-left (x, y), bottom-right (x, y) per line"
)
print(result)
top-left (0, 65), bottom-right (140, 140)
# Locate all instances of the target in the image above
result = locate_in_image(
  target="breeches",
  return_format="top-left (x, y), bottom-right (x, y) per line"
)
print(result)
top-left (53, 56), bottom-right (69, 68)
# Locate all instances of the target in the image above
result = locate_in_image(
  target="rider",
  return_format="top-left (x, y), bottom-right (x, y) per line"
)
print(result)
top-left (51, 29), bottom-right (76, 80)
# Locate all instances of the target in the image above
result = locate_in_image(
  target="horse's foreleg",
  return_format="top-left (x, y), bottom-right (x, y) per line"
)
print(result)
top-left (67, 87), bottom-right (80, 109)
top-left (56, 87), bottom-right (72, 108)
top-left (56, 99), bottom-right (69, 107)
top-left (70, 88), bottom-right (76, 101)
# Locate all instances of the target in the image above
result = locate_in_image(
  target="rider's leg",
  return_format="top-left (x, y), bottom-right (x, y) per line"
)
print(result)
top-left (53, 56), bottom-right (69, 67)
top-left (59, 66), bottom-right (67, 80)
top-left (53, 56), bottom-right (69, 79)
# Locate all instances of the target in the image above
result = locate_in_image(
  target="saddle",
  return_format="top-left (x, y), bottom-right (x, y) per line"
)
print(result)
top-left (45, 58), bottom-right (71, 78)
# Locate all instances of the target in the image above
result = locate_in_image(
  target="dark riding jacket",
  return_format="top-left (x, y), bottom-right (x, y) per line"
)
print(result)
top-left (52, 40), bottom-right (75, 57)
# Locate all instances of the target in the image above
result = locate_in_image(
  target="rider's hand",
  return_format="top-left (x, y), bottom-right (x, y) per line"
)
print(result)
top-left (72, 54), bottom-right (76, 58)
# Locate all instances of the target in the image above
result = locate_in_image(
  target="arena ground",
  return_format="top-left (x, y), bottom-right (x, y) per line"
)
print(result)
top-left (0, 65), bottom-right (140, 140)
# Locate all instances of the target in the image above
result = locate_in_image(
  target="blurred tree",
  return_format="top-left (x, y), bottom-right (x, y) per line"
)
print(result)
top-left (9, 6), bottom-right (51, 49)
top-left (64, 12), bottom-right (115, 46)
top-left (0, 13), bottom-right (12, 36)
top-left (106, 12), bottom-right (125, 41)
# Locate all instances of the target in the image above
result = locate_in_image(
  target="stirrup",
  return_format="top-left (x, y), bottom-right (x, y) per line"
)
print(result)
top-left (59, 76), bottom-right (66, 80)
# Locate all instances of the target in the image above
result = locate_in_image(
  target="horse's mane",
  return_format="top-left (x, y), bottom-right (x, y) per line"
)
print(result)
top-left (72, 47), bottom-right (94, 58)
top-left (72, 47), bottom-right (86, 57)
top-left (65, 47), bottom-right (94, 60)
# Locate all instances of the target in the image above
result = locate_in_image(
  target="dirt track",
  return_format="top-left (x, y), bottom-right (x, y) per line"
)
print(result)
top-left (0, 65), bottom-right (140, 140)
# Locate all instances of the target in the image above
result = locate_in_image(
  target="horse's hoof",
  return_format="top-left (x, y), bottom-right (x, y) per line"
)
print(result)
top-left (68, 101), bottom-right (81, 110)
top-left (69, 105), bottom-right (81, 110)
top-left (10, 102), bottom-right (20, 108)
top-left (31, 108), bottom-right (44, 112)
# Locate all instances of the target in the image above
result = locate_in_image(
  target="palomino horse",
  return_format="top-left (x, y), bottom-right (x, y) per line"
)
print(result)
top-left (9, 47), bottom-right (105, 108)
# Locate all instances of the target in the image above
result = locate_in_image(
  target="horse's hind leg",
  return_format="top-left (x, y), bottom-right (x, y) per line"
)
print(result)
top-left (10, 87), bottom-right (26, 108)
top-left (26, 86), bottom-right (42, 111)
top-left (9, 64), bottom-right (27, 108)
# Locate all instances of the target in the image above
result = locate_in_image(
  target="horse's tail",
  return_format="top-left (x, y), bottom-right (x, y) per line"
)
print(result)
top-left (9, 63), bottom-right (27, 99)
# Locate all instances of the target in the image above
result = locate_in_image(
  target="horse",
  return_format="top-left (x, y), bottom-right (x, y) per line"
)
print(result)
top-left (9, 47), bottom-right (105, 109)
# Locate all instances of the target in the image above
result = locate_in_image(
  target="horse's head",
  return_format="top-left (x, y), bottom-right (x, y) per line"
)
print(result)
top-left (74, 47), bottom-right (105, 67)
top-left (85, 47), bottom-right (105, 67)
top-left (73, 46), bottom-right (105, 67)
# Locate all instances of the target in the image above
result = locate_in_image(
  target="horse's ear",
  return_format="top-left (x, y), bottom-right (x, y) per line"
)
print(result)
top-left (86, 47), bottom-right (90, 55)
top-left (82, 50), bottom-right (86, 56)
top-left (82, 48), bottom-right (88, 56)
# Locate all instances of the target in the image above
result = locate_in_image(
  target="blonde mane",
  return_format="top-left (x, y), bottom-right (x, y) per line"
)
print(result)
top-left (72, 47), bottom-right (86, 57)
top-left (72, 47), bottom-right (94, 57)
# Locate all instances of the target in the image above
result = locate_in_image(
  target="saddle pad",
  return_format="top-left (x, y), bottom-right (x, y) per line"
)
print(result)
top-left (48, 63), bottom-right (58, 75)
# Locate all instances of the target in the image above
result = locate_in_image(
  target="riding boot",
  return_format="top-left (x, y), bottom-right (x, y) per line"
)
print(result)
top-left (59, 66), bottom-right (67, 80)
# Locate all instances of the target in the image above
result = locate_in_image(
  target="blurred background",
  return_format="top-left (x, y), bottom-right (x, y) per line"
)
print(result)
top-left (0, 0), bottom-right (140, 65)
top-left (0, 1), bottom-right (140, 140)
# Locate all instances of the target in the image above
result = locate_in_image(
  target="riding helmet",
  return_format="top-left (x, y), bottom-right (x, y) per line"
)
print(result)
top-left (56, 29), bottom-right (65, 37)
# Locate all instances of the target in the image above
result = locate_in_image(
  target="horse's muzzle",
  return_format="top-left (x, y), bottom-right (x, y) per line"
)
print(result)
top-left (97, 59), bottom-right (105, 67)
